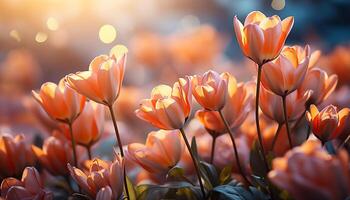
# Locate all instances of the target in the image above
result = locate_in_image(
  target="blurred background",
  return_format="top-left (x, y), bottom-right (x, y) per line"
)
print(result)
top-left (0, 0), bottom-right (350, 145)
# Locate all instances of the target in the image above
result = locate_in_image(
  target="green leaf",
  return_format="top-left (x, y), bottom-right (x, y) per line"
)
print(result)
top-left (210, 185), bottom-right (269, 200)
top-left (219, 166), bottom-right (232, 185)
top-left (125, 175), bottom-right (137, 200)
top-left (199, 161), bottom-right (219, 188)
top-left (191, 136), bottom-right (199, 161)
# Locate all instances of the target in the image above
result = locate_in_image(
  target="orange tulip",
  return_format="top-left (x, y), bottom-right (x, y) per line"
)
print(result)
top-left (306, 104), bottom-right (350, 143)
top-left (66, 47), bottom-right (127, 106)
top-left (61, 101), bottom-right (105, 147)
top-left (127, 130), bottom-right (184, 174)
top-left (32, 78), bottom-right (86, 123)
top-left (233, 11), bottom-right (294, 65)
top-left (32, 131), bottom-right (73, 176)
top-left (292, 45), bottom-right (321, 69)
top-left (0, 167), bottom-right (52, 200)
top-left (261, 45), bottom-right (310, 96)
top-left (191, 70), bottom-right (227, 111)
top-left (0, 134), bottom-right (35, 179)
top-left (269, 140), bottom-right (350, 200)
top-left (68, 155), bottom-right (124, 199)
top-left (196, 110), bottom-right (226, 135)
top-left (299, 68), bottom-right (338, 105)
top-left (260, 86), bottom-right (311, 124)
top-left (135, 77), bottom-right (191, 130)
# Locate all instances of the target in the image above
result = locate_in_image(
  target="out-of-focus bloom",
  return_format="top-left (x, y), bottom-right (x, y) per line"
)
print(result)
top-left (0, 167), bottom-right (52, 200)
top-left (68, 155), bottom-right (124, 199)
top-left (66, 46), bottom-right (127, 106)
top-left (261, 45), bottom-right (310, 96)
top-left (191, 70), bottom-right (227, 111)
top-left (233, 11), bottom-right (294, 65)
top-left (135, 77), bottom-right (191, 130)
top-left (96, 186), bottom-right (113, 200)
top-left (260, 86), bottom-right (311, 124)
top-left (61, 101), bottom-right (105, 147)
top-left (269, 140), bottom-right (350, 200)
top-left (32, 131), bottom-right (73, 176)
top-left (323, 45), bottom-right (350, 86)
top-left (262, 124), bottom-right (291, 157)
top-left (127, 130), bottom-right (184, 175)
top-left (196, 110), bottom-right (226, 135)
top-left (300, 68), bottom-right (338, 105)
top-left (32, 78), bottom-right (86, 123)
top-left (0, 134), bottom-right (35, 179)
top-left (306, 104), bottom-right (350, 143)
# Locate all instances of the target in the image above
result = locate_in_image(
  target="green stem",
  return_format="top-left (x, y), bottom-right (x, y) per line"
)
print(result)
top-left (179, 128), bottom-right (206, 198)
top-left (282, 95), bottom-right (293, 149)
top-left (255, 65), bottom-right (270, 172)
top-left (210, 136), bottom-right (217, 164)
top-left (68, 123), bottom-right (78, 167)
top-left (271, 123), bottom-right (282, 151)
top-left (218, 110), bottom-right (252, 186)
top-left (108, 105), bottom-right (130, 200)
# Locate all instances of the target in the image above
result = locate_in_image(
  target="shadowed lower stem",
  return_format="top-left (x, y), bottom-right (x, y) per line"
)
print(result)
top-left (218, 110), bottom-right (252, 186)
top-left (108, 105), bottom-right (130, 200)
top-left (210, 136), bottom-right (217, 164)
top-left (68, 123), bottom-right (78, 167)
top-left (255, 65), bottom-right (270, 172)
top-left (86, 146), bottom-right (92, 160)
top-left (179, 128), bottom-right (206, 198)
top-left (271, 123), bottom-right (282, 151)
top-left (282, 95), bottom-right (293, 149)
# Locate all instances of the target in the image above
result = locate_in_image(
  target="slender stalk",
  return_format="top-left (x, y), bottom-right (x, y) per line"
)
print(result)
top-left (271, 123), bottom-right (282, 151)
top-left (210, 136), bottom-right (217, 164)
top-left (68, 123), bottom-right (78, 167)
top-left (255, 65), bottom-right (270, 172)
top-left (107, 105), bottom-right (130, 200)
top-left (179, 128), bottom-right (205, 198)
top-left (218, 110), bottom-right (252, 186)
top-left (281, 95), bottom-right (293, 149)
top-left (86, 146), bottom-right (92, 160)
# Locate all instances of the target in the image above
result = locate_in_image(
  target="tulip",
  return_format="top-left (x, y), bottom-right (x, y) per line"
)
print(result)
top-left (233, 11), bottom-right (294, 66)
top-left (65, 47), bottom-right (127, 107)
top-left (306, 104), bottom-right (350, 144)
top-left (127, 130), bottom-right (184, 175)
top-left (292, 45), bottom-right (321, 69)
top-left (299, 68), bottom-right (338, 105)
top-left (191, 70), bottom-right (227, 111)
top-left (261, 45), bottom-right (310, 96)
top-left (61, 101), bottom-right (105, 158)
top-left (260, 86), bottom-right (311, 124)
top-left (135, 77), bottom-right (192, 130)
top-left (0, 167), bottom-right (52, 200)
top-left (32, 78), bottom-right (86, 124)
top-left (96, 186), bottom-right (113, 200)
top-left (32, 131), bottom-right (73, 176)
top-left (269, 140), bottom-right (350, 200)
top-left (196, 110), bottom-right (226, 135)
top-left (68, 155), bottom-right (124, 199)
top-left (0, 134), bottom-right (35, 179)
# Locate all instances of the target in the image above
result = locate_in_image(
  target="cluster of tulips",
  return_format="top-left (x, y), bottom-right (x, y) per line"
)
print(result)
top-left (1, 11), bottom-right (350, 200)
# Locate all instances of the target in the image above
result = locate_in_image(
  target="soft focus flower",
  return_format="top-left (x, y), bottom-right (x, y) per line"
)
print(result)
top-left (32, 78), bottom-right (86, 123)
top-left (62, 101), bottom-right (105, 147)
top-left (96, 186), bottom-right (113, 200)
top-left (196, 110), bottom-right (226, 135)
top-left (260, 86), bottom-right (311, 124)
top-left (306, 104), bottom-right (350, 143)
top-left (135, 77), bottom-right (191, 130)
top-left (269, 140), bottom-right (350, 200)
top-left (0, 134), bottom-right (35, 179)
top-left (262, 124), bottom-right (291, 157)
top-left (191, 70), bottom-right (227, 111)
top-left (299, 68), bottom-right (338, 105)
top-left (66, 47), bottom-right (127, 106)
top-left (233, 11), bottom-right (294, 65)
top-left (0, 167), bottom-right (52, 200)
top-left (127, 130), bottom-right (184, 175)
top-left (261, 45), bottom-right (310, 96)
top-left (32, 131), bottom-right (73, 176)
top-left (323, 45), bottom-right (350, 86)
top-left (68, 155), bottom-right (124, 199)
